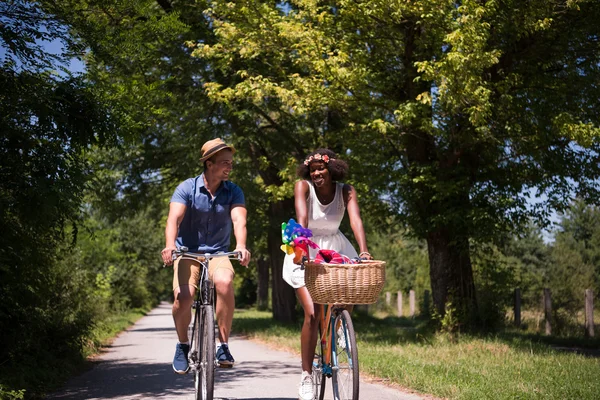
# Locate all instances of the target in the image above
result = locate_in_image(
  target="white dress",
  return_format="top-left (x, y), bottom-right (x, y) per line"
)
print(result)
top-left (282, 181), bottom-right (359, 289)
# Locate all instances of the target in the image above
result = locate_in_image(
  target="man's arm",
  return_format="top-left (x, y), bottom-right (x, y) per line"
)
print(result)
top-left (231, 205), bottom-right (251, 266)
top-left (161, 202), bottom-right (187, 265)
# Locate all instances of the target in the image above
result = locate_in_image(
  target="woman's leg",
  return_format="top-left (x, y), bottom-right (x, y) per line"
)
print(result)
top-left (296, 286), bottom-right (322, 373)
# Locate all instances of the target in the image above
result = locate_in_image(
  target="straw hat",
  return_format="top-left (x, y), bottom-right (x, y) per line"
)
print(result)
top-left (200, 138), bottom-right (236, 163)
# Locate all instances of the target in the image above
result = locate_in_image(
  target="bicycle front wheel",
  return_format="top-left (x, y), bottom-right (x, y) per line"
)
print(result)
top-left (331, 309), bottom-right (359, 400)
top-left (312, 326), bottom-right (327, 400)
top-left (195, 305), bottom-right (215, 400)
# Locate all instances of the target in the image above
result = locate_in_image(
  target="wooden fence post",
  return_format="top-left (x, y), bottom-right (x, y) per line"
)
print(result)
top-left (409, 290), bottom-right (416, 318)
top-left (397, 291), bottom-right (403, 317)
top-left (585, 289), bottom-right (595, 338)
top-left (544, 288), bottom-right (552, 335)
top-left (514, 288), bottom-right (521, 328)
top-left (385, 291), bottom-right (391, 307)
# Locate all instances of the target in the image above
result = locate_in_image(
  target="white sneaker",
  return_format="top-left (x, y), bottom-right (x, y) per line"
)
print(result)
top-left (298, 370), bottom-right (314, 400)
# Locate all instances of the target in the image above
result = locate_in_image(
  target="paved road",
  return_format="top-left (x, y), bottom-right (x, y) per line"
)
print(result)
top-left (47, 302), bottom-right (424, 400)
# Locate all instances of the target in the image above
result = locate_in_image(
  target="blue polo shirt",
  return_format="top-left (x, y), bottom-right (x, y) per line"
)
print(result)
top-left (171, 174), bottom-right (245, 253)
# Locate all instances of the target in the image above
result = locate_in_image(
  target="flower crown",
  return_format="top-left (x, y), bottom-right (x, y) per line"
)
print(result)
top-left (304, 153), bottom-right (335, 166)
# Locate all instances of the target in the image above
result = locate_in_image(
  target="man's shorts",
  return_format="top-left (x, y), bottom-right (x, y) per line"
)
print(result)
top-left (172, 255), bottom-right (235, 291)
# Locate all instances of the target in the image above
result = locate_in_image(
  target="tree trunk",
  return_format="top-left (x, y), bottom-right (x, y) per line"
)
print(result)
top-left (256, 257), bottom-right (269, 311)
top-left (269, 199), bottom-right (297, 322)
top-left (427, 228), bottom-right (477, 327)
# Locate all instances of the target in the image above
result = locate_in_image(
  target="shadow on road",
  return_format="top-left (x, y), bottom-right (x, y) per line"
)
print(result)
top-left (46, 360), bottom-right (186, 399)
top-left (47, 358), bottom-right (298, 399)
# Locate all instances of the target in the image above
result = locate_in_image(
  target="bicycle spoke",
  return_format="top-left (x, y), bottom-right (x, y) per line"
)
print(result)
top-left (331, 310), bottom-right (359, 400)
top-left (312, 326), bottom-right (327, 400)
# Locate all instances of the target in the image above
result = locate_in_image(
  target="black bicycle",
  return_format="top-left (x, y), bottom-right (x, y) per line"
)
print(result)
top-left (173, 247), bottom-right (241, 400)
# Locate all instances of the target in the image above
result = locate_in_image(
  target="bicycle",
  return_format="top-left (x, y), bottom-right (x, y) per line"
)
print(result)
top-left (172, 247), bottom-right (241, 400)
top-left (312, 303), bottom-right (359, 400)
top-left (303, 259), bottom-right (386, 400)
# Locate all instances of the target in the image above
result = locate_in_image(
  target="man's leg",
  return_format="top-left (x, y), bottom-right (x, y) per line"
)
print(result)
top-left (171, 258), bottom-right (199, 374)
top-left (172, 285), bottom-right (195, 342)
top-left (209, 257), bottom-right (236, 367)
top-left (213, 267), bottom-right (235, 343)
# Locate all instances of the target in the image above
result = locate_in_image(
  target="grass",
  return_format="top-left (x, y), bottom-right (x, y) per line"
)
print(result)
top-left (232, 309), bottom-right (600, 400)
top-left (87, 308), bottom-right (148, 355)
top-left (0, 308), bottom-right (148, 400)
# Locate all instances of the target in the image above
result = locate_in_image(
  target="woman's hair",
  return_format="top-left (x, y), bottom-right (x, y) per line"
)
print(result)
top-left (297, 148), bottom-right (349, 181)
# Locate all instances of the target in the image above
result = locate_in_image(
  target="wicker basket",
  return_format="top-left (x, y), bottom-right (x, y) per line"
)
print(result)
top-left (304, 260), bottom-right (386, 304)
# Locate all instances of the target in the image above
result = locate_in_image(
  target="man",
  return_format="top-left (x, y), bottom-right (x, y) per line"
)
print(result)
top-left (161, 138), bottom-right (251, 374)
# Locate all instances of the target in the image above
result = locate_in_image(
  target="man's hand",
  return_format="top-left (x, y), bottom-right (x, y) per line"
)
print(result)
top-left (235, 246), bottom-right (251, 267)
top-left (161, 246), bottom-right (177, 266)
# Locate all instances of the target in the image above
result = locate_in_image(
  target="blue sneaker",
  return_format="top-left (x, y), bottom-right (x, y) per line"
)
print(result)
top-left (172, 343), bottom-right (190, 374)
top-left (216, 343), bottom-right (235, 368)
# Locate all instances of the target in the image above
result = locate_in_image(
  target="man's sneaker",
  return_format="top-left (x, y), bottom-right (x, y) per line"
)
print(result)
top-left (172, 343), bottom-right (190, 374)
top-left (298, 370), bottom-right (314, 400)
top-left (216, 343), bottom-right (235, 368)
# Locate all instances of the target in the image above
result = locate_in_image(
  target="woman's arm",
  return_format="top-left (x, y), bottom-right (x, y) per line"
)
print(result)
top-left (294, 180), bottom-right (310, 228)
top-left (344, 184), bottom-right (372, 259)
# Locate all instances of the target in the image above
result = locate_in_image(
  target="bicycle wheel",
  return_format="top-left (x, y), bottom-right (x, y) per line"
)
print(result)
top-left (312, 326), bottom-right (327, 400)
top-left (331, 309), bottom-right (359, 400)
top-left (195, 305), bottom-right (215, 400)
top-left (201, 278), bottom-right (213, 305)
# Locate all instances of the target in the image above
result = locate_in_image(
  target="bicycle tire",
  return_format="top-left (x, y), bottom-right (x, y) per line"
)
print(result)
top-left (331, 309), bottom-right (359, 400)
top-left (312, 325), bottom-right (327, 400)
top-left (202, 278), bottom-right (214, 306)
top-left (195, 305), bottom-right (215, 400)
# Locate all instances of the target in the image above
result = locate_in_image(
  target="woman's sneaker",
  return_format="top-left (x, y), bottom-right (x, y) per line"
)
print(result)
top-left (216, 343), bottom-right (235, 368)
top-left (298, 370), bottom-right (314, 400)
top-left (172, 343), bottom-right (190, 374)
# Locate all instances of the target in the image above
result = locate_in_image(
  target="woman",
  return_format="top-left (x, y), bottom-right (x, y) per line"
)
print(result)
top-left (282, 148), bottom-right (372, 400)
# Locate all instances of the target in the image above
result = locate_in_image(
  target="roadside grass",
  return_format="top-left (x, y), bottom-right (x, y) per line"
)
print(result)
top-left (232, 309), bottom-right (600, 400)
top-left (0, 308), bottom-right (148, 400)
top-left (87, 308), bottom-right (148, 356)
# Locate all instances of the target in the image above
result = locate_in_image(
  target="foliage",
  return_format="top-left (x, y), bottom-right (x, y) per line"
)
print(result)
top-left (545, 200), bottom-right (598, 335)
top-left (471, 242), bottom-right (518, 330)
top-left (501, 224), bottom-right (551, 308)
top-left (367, 223), bottom-right (430, 315)
top-left (0, 1), bottom-right (159, 396)
top-left (42, 0), bottom-right (600, 327)
top-left (192, 0), bottom-right (600, 323)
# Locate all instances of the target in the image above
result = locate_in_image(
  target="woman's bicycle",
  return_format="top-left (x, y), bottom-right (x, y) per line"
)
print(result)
top-left (172, 247), bottom-right (241, 400)
top-left (312, 303), bottom-right (359, 400)
top-left (303, 259), bottom-right (386, 400)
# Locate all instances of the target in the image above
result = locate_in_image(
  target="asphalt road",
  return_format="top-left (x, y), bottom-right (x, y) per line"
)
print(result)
top-left (47, 302), bottom-right (424, 400)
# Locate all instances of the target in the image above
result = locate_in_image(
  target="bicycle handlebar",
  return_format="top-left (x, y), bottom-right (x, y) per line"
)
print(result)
top-left (172, 247), bottom-right (242, 262)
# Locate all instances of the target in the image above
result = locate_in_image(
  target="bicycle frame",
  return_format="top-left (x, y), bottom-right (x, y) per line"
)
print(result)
top-left (172, 248), bottom-right (240, 400)
top-left (316, 304), bottom-right (346, 371)
top-left (174, 249), bottom-right (241, 351)
top-left (313, 302), bottom-right (359, 400)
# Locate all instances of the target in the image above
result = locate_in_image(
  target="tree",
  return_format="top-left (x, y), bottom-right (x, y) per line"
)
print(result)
top-left (549, 200), bottom-right (599, 310)
top-left (502, 223), bottom-right (550, 307)
top-left (193, 0), bottom-right (600, 327)
top-left (48, 0), bottom-right (600, 327)
top-left (47, 0), bottom-right (376, 322)
top-left (0, 0), bottom-right (123, 394)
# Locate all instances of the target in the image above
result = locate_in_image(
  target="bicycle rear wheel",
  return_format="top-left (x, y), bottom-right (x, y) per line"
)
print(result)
top-left (312, 326), bottom-right (327, 400)
top-left (331, 309), bottom-right (358, 400)
top-left (195, 305), bottom-right (215, 400)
